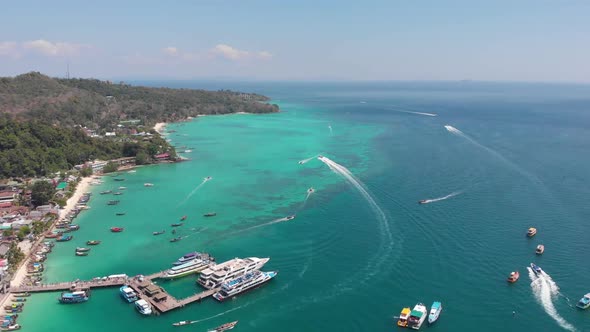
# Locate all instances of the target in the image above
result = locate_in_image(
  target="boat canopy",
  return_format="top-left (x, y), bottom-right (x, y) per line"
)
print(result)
top-left (400, 308), bottom-right (411, 315)
top-left (431, 302), bottom-right (441, 309)
top-left (410, 310), bottom-right (424, 318)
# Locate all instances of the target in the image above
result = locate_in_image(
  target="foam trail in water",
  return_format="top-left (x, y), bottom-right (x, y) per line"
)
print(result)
top-left (328, 125), bottom-right (333, 135)
top-left (177, 177), bottom-right (211, 206)
top-left (300, 188), bottom-right (315, 209)
top-left (189, 303), bottom-right (250, 325)
top-left (420, 191), bottom-right (462, 204)
top-left (445, 125), bottom-right (542, 184)
top-left (528, 267), bottom-right (576, 331)
top-left (318, 156), bottom-right (393, 272)
top-left (394, 109), bottom-right (437, 117)
top-left (298, 155), bottom-right (318, 165)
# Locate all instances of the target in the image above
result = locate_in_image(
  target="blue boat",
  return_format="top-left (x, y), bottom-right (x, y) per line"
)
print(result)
top-left (56, 235), bottom-right (73, 242)
top-left (530, 263), bottom-right (542, 275)
top-left (119, 286), bottom-right (139, 303)
top-left (58, 290), bottom-right (90, 304)
top-left (428, 301), bottom-right (442, 324)
top-left (576, 293), bottom-right (590, 309)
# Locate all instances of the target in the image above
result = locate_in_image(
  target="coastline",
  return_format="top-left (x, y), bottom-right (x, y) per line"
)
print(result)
top-left (0, 176), bottom-right (94, 309)
top-left (153, 122), bottom-right (167, 134)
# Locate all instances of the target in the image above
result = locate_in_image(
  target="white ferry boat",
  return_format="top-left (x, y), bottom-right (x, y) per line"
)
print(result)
top-left (119, 285), bottom-right (138, 303)
top-left (212, 270), bottom-right (277, 301)
top-left (408, 303), bottom-right (428, 330)
top-left (162, 257), bottom-right (212, 279)
top-left (197, 257), bottom-right (269, 289)
top-left (134, 299), bottom-right (152, 315)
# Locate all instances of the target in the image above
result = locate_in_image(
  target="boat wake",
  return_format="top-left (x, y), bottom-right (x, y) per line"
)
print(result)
top-left (528, 267), bottom-right (576, 331)
top-left (317, 156), bottom-right (394, 281)
top-left (300, 188), bottom-right (315, 209)
top-left (444, 124), bottom-right (542, 184)
top-left (420, 191), bottom-right (462, 204)
top-left (298, 155), bottom-right (318, 165)
top-left (394, 109), bottom-right (437, 117)
top-left (328, 125), bottom-right (333, 135)
top-left (177, 177), bottom-right (211, 207)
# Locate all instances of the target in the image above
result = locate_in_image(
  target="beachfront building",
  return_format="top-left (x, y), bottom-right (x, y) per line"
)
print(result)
top-left (0, 190), bottom-right (16, 206)
top-left (154, 153), bottom-right (170, 161)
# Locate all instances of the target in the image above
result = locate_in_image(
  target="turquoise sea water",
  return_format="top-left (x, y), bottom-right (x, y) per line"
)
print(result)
top-left (19, 82), bottom-right (590, 332)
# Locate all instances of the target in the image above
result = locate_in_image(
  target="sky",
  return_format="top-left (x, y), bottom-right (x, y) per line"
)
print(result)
top-left (0, 0), bottom-right (589, 82)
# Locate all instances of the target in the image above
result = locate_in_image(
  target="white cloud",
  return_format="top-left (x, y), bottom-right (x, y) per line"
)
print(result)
top-left (22, 39), bottom-right (88, 56)
top-left (0, 42), bottom-right (19, 58)
top-left (162, 46), bottom-right (178, 56)
top-left (257, 51), bottom-right (273, 60)
top-left (212, 44), bottom-right (250, 60)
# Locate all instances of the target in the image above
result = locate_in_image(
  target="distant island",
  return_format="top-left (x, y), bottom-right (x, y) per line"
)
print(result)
top-left (0, 72), bottom-right (279, 179)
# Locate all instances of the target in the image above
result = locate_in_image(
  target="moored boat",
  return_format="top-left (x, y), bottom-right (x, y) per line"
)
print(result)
top-left (180, 215), bottom-right (187, 221)
top-left (56, 235), bottom-right (73, 242)
top-left (11, 293), bottom-right (29, 298)
top-left (100, 190), bottom-right (112, 195)
top-left (507, 271), bottom-right (520, 283)
top-left (3, 304), bottom-right (23, 311)
top-left (397, 307), bottom-right (411, 327)
top-left (153, 230), bottom-right (165, 235)
top-left (86, 240), bottom-right (101, 245)
top-left (134, 299), bottom-right (152, 315)
top-left (114, 178), bottom-right (125, 182)
top-left (76, 247), bottom-right (91, 252)
top-left (530, 263), bottom-right (542, 275)
top-left (212, 270), bottom-right (277, 301)
top-left (116, 212), bottom-right (126, 216)
top-left (144, 183), bottom-right (154, 187)
top-left (576, 293), bottom-right (590, 309)
top-left (171, 222), bottom-right (183, 227)
top-left (162, 255), bottom-right (213, 279)
top-left (170, 236), bottom-right (182, 242)
top-left (208, 321), bottom-right (238, 332)
top-left (107, 200), bottom-right (120, 205)
top-left (58, 289), bottom-right (90, 304)
top-left (407, 303), bottom-right (427, 330)
top-left (428, 302), bottom-right (442, 324)
top-left (0, 324), bottom-right (21, 331)
top-left (113, 192), bottom-right (123, 195)
top-left (173, 252), bottom-right (203, 265)
top-left (11, 298), bottom-right (25, 303)
top-left (110, 227), bottom-right (124, 232)
top-left (204, 212), bottom-right (217, 217)
top-left (119, 285), bottom-right (139, 303)
top-left (535, 244), bottom-right (545, 255)
top-left (75, 251), bottom-right (88, 256)
top-left (527, 227), bottom-right (537, 237)
top-left (198, 257), bottom-right (269, 289)
top-left (68, 224), bottom-right (80, 231)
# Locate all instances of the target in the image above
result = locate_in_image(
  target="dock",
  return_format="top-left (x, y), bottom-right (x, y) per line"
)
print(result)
top-left (8, 271), bottom-right (220, 314)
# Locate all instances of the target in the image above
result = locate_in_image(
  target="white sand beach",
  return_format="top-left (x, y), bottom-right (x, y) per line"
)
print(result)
top-left (153, 122), bottom-right (167, 134)
top-left (60, 176), bottom-right (92, 220)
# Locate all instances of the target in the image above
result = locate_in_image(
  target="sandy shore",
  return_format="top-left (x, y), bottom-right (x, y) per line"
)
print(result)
top-left (0, 176), bottom-right (94, 308)
top-left (60, 176), bottom-right (92, 220)
top-left (154, 122), bottom-right (167, 134)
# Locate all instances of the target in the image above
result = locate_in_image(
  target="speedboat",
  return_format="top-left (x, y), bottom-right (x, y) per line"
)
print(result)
top-left (171, 222), bottom-right (184, 227)
top-left (204, 212), bottom-right (217, 217)
top-left (535, 244), bottom-right (545, 255)
top-left (172, 320), bottom-right (196, 326)
top-left (286, 215), bottom-right (296, 221)
top-left (110, 227), bottom-right (124, 232)
top-left (76, 247), bottom-right (91, 252)
top-left (307, 187), bottom-right (315, 194)
top-left (428, 302), bottom-right (442, 324)
top-left (397, 307), bottom-right (411, 327)
top-left (118, 186), bottom-right (127, 190)
top-left (113, 192), bottom-right (123, 196)
top-left (507, 271), bottom-right (520, 283)
top-left (407, 303), bottom-right (427, 330)
top-left (86, 240), bottom-right (101, 245)
top-left (418, 199), bottom-right (428, 204)
top-left (134, 299), bottom-right (152, 315)
top-left (153, 230), bottom-right (165, 235)
top-left (208, 321), bottom-right (238, 332)
top-left (530, 263), bottom-right (542, 275)
top-left (75, 251), bottom-right (88, 256)
top-left (576, 293), bottom-right (590, 309)
top-left (527, 227), bottom-right (537, 237)
top-left (170, 236), bottom-right (183, 242)
top-left (204, 176), bottom-right (212, 181)
top-left (144, 183), bottom-right (154, 187)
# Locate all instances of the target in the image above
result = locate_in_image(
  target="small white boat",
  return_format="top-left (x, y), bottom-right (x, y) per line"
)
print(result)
top-left (134, 299), bottom-right (152, 315)
top-left (577, 293), bottom-right (590, 309)
top-left (144, 183), bottom-right (154, 187)
top-left (428, 301), bottom-right (442, 324)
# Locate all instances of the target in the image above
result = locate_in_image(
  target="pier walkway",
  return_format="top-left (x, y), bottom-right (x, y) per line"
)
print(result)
top-left (8, 271), bottom-right (219, 314)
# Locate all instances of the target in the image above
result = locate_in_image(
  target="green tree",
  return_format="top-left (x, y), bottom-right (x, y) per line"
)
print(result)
top-left (16, 226), bottom-right (31, 241)
top-left (6, 242), bottom-right (24, 268)
top-left (102, 161), bottom-right (119, 173)
top-left (80, 166), bottom-right (93, 177)
top-left (31, 180), bottom-right (55, 207)
top-left (135, 151), bottom-right (149, 165)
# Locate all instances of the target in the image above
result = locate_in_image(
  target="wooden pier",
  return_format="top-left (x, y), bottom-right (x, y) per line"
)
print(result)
top-left (8, 271), bottom-right (220, 314)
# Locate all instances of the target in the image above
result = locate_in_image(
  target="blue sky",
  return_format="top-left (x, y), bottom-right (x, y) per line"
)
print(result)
top-left (0, 0), bottom-right (588, 81)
